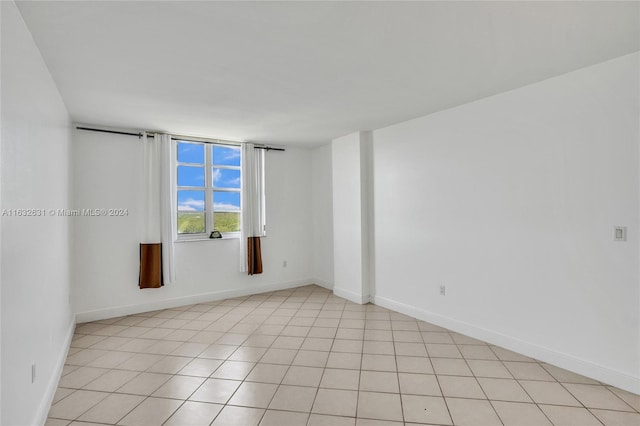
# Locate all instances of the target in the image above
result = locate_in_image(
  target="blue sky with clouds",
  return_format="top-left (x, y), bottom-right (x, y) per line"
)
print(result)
top-left (177, 143), bottom-right (241, 212)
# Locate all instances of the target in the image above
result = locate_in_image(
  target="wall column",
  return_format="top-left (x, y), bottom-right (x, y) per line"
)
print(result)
top-left (331, 131), bottom-right (374, 304)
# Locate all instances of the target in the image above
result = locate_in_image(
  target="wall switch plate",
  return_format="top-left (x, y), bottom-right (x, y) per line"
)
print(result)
top-left (439, 285), bottom-right (446, 296)
top-left (613, 226), bottom-right (627, 241)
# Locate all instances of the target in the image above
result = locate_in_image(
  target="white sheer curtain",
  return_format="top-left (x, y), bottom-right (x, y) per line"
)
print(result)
top-left (159, 133), bottom-right (177, 285)
top-left (141, 132), bottom-right (176, 285)
top-left (142, 131), bottom-right (161, 243)
top-left (240, 143), bottom-right (265, 272)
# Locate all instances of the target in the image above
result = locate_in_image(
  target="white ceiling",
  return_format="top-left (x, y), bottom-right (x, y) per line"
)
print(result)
top-left (16, 1), bottom-right (640, 146)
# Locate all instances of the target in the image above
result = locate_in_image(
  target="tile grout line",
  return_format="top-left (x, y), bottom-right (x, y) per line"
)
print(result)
top-left (484, 344), bottom-right (559, 426)
top-left (139, 294), bottom-right (257, 426)
top-left (391, 315), bottom-right (407, 424)
top-left (455, 336), bottom-right (505, 426)
top-left (306, 293), bottom-right (346, 425)
top-left (252, 289), bottom-right (317, 426)
top-left (424, 328), bottom-right (454, 426)
top-left (134, 289), bottom-right (303, 425)
top-left (219, 288), bottom-right (323, 426)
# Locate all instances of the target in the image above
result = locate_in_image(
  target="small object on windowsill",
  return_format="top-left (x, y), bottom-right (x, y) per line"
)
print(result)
top-left (209, 230), bottom-right (222, 239)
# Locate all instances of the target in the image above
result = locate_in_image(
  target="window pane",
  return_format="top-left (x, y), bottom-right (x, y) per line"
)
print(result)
top-left (212, 168), bottom-right (241, 189)
top-left (178, 165), bottom-right (205, 187)
top-left (213, 191), bottom-right (240, 211)
top-left (213, 145), bottom-right (241, 166)
top-left (213, 212), bottom-right (240, 232)
top-left (177, 142), bottom-right (204, 164)
top-left (213, 191), bottom-right (240, 233)
top-left (177, 190), bottom-right (205, 234)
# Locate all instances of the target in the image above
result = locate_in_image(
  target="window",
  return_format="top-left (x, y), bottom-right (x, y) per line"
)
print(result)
top-left (176, 140), bottom-right (241, 238)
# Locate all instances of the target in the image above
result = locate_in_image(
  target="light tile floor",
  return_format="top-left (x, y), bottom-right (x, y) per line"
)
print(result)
top-left (46, 285), bottom-right (640, 426)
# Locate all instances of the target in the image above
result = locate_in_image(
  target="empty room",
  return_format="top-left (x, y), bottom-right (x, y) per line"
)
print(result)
top-left (2, 1), bottom-right (640, 425)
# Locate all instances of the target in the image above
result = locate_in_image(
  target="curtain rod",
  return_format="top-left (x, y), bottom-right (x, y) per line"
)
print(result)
top-left (75, 126), bottom-right (285, 152)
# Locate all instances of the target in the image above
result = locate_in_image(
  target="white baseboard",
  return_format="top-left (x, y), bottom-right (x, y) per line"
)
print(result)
top-left (311, 278), bottom-right (334, 291)
top-left (371, 294), bottom-right (640, 395)
top-left (34, 316), bottom-right (76, 426)
top-left (334, 286), bottom-right (369, 305)
top-left (76, 279), bottom-right (316, 323)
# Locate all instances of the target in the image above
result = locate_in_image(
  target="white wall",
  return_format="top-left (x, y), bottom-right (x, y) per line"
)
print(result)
top-left (372, 53), bottom-right (640, 393)
top-left (311, 143), bottom-right (334, 288)
top-left (1, 2), bottom-right (75, 424)
top-left (73, 129), bottom-right (314, 320)
top-left (332, 132), bottom-right (370, 304)
top-left (1, 4), bottom-right (4, 418)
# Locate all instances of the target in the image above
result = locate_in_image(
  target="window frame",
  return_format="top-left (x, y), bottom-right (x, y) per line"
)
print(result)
top-left (176, 140), bottom-right (242, 241)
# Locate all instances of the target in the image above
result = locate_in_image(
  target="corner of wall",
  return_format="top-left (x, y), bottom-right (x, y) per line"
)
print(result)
top-left (311, 142), bottom-right (335, 287)
top-left (311, 278), bottom-right (334, 291)
top-left (334, 286), bottom-right (370, 305)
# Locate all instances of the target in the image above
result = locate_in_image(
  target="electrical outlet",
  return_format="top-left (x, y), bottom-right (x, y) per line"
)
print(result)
top-left (31, 364), bottom-right (36, 384)
top-left (282, 260), bottom-right (287, 268)
top-left (439, 285), bottom-right (446, 296)
top-left (614, 226), bottom-right (627, 241)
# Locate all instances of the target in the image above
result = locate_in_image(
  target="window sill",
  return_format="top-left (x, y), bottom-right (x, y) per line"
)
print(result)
top-left (175, 234), bottom-right (240, 243)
